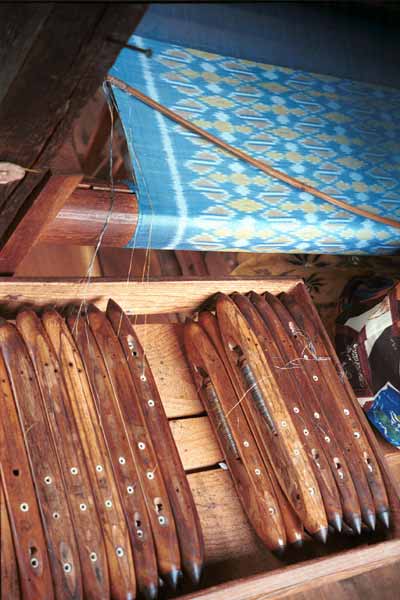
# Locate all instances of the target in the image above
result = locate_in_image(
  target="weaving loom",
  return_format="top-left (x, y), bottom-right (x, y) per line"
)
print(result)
top-left (2, 5), bottom-right (400, 600)
top-left (109, 31), bottom-right (400, 254)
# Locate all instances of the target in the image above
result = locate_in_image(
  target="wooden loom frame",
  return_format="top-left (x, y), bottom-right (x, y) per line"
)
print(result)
top-left (0, 276), bottom-right (399, 599)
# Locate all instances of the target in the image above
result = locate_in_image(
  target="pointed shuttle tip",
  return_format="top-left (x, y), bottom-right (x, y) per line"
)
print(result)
top-left (141, 582), bottom-right (158, 600)
top-left (186, 562), bottom-right (203, 586)
top-left (329, 513), bottom-right (343, 533)
top-left (163, 567), bottom-right (182, 591)
top-left (313, 526), bottom-right (328, 544)
top-left (364, 510), bottom-right (376, 531)
top-left (349, 514), bottom-right (362, 535)
top-left (106, 298), bottom-right (122, 320)
top-left (106, 297), bottom-right (118, 310)
top-left (272, 539), bottom-right (286, 558)
top-left (291, 538), bottom-right (304, 550)
top-left (378, 509), bottom-right (390, 529)
top-left (85, 302), bottom-right (100, 315)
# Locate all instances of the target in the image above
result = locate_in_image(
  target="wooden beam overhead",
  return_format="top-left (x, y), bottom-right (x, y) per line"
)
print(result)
top-left (0, 2), bottom-right (146, 249)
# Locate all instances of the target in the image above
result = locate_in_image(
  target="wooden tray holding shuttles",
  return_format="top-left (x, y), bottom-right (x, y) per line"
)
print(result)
top-left (0, 276), bottom-right (400, 600)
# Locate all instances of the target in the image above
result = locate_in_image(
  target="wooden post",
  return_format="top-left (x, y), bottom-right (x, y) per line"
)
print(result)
top-left (0, 174), bottom-right (83, 274)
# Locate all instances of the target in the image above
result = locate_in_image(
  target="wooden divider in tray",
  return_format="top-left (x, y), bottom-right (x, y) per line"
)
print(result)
top-left (1, 277), bottom-right (400, 600)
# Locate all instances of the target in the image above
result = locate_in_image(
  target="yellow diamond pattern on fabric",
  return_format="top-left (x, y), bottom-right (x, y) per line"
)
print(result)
top-left (110, 34), bottom-right (400, 254)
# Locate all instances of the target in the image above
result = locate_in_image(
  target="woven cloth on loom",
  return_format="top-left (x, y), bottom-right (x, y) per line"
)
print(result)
top-left (109, 35), bottom-right (400, 254)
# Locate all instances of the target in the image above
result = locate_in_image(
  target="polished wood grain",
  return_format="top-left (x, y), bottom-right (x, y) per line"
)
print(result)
top-left (216, 293), bottom-right (328, 538)
top-left (42, 309), bottom-right (136, 600)
top-left (0, 277), bottom-right (300, 317)
top-left (281, 288), bottom-right (390, 530)
top-left (156, 416), bottom-right (400, 496)
top-left (86, 304), bottom-right (182, 587)
top-left (170, 416), bottom-right (221, 471)
top-left (0, 481), bottom-right (21, 599)
top-left (284, 283), bottom-right (400, 534)
top-left (15, 244), bottom-right (102, 278)
top-left (184, 319), bottom-right (287, 554)
top-left (175, 251), bottom-right (209, 277)
top-left (16, 310), bottom-right (110, 600)
top-left (135, 323), bottom-right (203, 418)
top-left (0, 277), bottom-right (398, 600)
top-left (258, 291), bottom-right (366, 532)
top-left (0, 318), bottom-right (82, 599)
top-left (0, 4), bottom-right (99, 227)
top-left (197, 311), bottom-right (236, 384)
top-left (197, 310), bottom-right (304, 548)
top-left (107, 298), bottom-right (205, 584)
top-left (68, 311), bottom-right (159, 600)
top-left (0, 353), bottom-right (54, 599)
top-left (232, 292), bottom-right (342, 533)
top-left (188, 468), bottom-right (281, 582)
top-left (39, 182), bottom-right (138, 247)
top-left (177, 539), bottom-right (400, 600)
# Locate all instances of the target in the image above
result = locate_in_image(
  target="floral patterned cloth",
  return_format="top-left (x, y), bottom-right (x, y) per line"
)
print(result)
top-left (232, 253), bottom-right (400, 338)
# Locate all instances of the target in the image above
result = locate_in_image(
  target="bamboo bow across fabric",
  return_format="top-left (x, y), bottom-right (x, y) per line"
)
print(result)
top-left (109, 35), bottom-right (400, 254)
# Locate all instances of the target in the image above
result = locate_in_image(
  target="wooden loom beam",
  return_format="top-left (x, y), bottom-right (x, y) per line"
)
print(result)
top-left (39, 180), bottom-right (138, 247)
top-left (0, 177), bottom-right (138, 274)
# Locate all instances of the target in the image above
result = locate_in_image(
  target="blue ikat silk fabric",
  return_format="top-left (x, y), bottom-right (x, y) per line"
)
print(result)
top-left (110, 35), bottom-right (400, 254)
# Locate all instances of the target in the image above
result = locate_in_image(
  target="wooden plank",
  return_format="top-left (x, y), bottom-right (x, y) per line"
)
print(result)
top-left (316, 560), bottom-right (400, 600)
top-left (175, 251), bottom-right (209, 277)
top-left (135, 323), bottom-right (203, 418)
top-left (15, 245), bottom-right (102, 278)
top-left (0, 3), bottom-right (52, 105)
top-left (179, 538), bottom-right (400, 600)
top-left (187, 470), bottom-right (373, 591)
top-left (0, 4), bottom-right (104, 215)
top-left (171, 418), bottom-right (220, 470)
top-left (0, 3), bottom-right (146, 246)
top-left (378, 433), bottom-right (400, 489)
top-left (171, 413), bottom-right (400, 484)
top-left (0, 175), bottom-right (82, 273)
top-left (98, 248), bottom-right (183, 323)
top-left (0, 277), bottom-right (300, 316)
top-left (204, 252), bottom-right (238, 277)
top-left (188, 469), bottom-right (281, 582)
top-left (0, 277), bottom-right (398, 599)
top-left (39, 184), bottom-right (137, 247)
top-left (0, 3), bottom-right (91, 170)
top-left (99, 248), bottom-right (181, 280)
